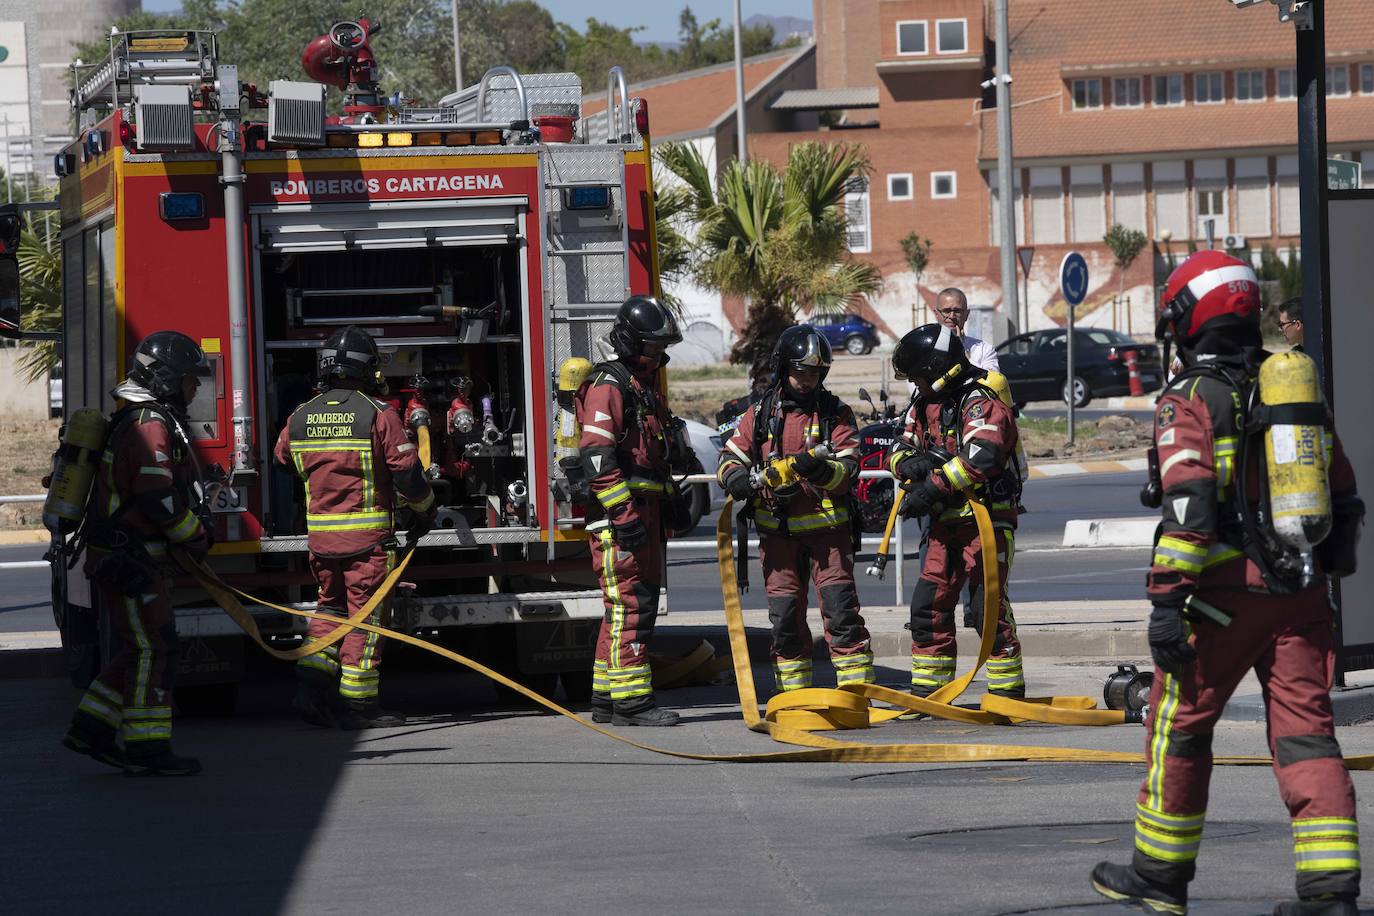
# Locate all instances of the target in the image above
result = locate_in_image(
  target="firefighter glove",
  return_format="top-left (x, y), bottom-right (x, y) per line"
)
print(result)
top-left (791, 451), bottom-right (829, 484)
top-left (899, 479), bottom-right (942, 519)
top-left (665, 489), bottom-right (694, 532)
top-left (722, 468), bottom-right (756, 502)
top-left (405, 509), bottom-right (435, 542)
top-left (613, 518), bottom-right (649, 552)
top-left (1148, 603), bottom-right (1196, 677)
top-left (896, 452), bottom-right (937, 483)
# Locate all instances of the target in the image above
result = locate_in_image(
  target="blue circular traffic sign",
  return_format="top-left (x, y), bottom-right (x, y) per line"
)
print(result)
top-left (1059, 251), bottom-right (1089, 307)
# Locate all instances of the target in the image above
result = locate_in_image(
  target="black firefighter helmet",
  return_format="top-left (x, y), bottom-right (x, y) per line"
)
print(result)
top-left (892, 323), bottom-right (966, 385)
top-left (127, 330), bottom-right (206, 408)
top-left (319, 325), bottom-right (383, 390)
top-left (608, 295), bottom-right (682, 360)
top-left (769, 324), bottom-right (833, 385)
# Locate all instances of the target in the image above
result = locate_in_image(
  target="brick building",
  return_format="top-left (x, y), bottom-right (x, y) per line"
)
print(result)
top-left (744, 0), bottom-right (1374, 342)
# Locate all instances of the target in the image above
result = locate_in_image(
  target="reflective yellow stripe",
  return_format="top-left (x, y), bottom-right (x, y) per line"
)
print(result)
top-left (165, 508), bottom-right (202, 543)
top-left (942, 456), bottom-right (974, 492)
top-left (598, 481), bottom-right (632, 509)
top-left (1154, 535), bottom-right (1207, 574)
top-left (305, 509), bottom-right (392, 532)
top-left (754, 504), bottom-right (850, 533)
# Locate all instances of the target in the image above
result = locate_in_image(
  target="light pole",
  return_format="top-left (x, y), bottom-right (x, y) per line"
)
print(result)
top-left (733, 0), bottom-right (747, 162)
top-left (993, 0), bottom-right (1019, 334)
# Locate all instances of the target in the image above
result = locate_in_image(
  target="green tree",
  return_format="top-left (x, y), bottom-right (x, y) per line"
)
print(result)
top-left (658, 140), bottom-right (881, 383)
top-left (15, 190), bottom-right (63, 383)
top-left (900, 232), bottom-right (932, 329)
top-left (676, 7), bottom-right (775, 70)
top-left (1103, 223), bottom-right (1148, 315)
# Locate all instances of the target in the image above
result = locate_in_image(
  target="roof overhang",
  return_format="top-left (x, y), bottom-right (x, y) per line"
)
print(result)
top-left (877, 56), bottom-right (982, 74)
top-left (769, 87), bottom-right (879, 111)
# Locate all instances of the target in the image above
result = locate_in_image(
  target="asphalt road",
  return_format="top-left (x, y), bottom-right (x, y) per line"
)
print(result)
top-left (4, 665), bottom-right (1372, 915)
top-left (0, 472), bottom-right (1154, 635)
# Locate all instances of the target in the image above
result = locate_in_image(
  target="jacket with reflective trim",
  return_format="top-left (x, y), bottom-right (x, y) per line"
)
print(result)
top-left (575, 363), bottom-right (674, 526)
top-left (1147, 360), bottom-right (1357, 603)
top-left (890, 385), bottom-right (1019, 527)
top-left (86, 407), bottom-right (208, 570)
top-left (275, 387), bottom-right (434, 557)
top-left (716, 393), bottom-right (859, 535)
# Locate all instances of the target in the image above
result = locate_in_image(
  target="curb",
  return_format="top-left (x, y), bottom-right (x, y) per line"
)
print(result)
top-left (1102, 396), bottom-right (1157, 410)
top-left (1028, 457), bottom-right (1147, 479)
top-left (0, 529), bottom-right (48, 545)
top-left (1062, 517), bottom-right (1158, 547)
top-left (1224, 686), bottom-right (1374, 727)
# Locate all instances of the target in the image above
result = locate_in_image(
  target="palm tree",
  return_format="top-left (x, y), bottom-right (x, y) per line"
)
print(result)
top-left (15, 190), bottom-right (62, 384)
top-left (657, 140), bottom-right (881, 384)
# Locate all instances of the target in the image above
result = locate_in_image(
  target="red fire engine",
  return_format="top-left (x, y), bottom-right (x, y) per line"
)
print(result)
top-left (27, 24), bottom-right (666, 706)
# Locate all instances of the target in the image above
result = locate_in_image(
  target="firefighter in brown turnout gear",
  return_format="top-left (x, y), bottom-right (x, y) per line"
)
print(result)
top-left (579, 296), bottom-right (690, 727)
top-left (889, 324), bottom-right (1025, 700)
top-left (717, 325), bottom-right (873, 693)
top-left (1091, 251), bottom-right (1364, 916)
top-left (62, 331), bottom-right (211, 777)
top-left (275, 325), bottom-right (435, 730)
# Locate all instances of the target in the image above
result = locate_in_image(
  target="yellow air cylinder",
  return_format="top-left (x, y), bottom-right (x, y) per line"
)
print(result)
top-left (43, 407), bottom-right (110, 536)
top-left (1260, 351), bottom-right (1331, 553)
top-left (983, 369), bottom-right (1030, 484)
top-left (555, 358), bottom-right (595, 458)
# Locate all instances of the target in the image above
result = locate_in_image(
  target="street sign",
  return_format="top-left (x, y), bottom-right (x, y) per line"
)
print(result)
top-left (1017, 246), bottom-right (1034, 277)
top-left (1058, 251), bottom-right (1089, 446)
top-left (1328, 157), bottom-right (1361, 190)
top-left (1059, 251), bottom-right (1088, 306)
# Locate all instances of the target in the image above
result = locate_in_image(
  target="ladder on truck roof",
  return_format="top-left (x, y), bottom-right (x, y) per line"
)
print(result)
top-left (72, 29), bottom-right (220, 113)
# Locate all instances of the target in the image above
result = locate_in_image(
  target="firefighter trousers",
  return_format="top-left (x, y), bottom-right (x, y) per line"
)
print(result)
top-left (589, 503), bottom-right (664, 705)
top-left (761, 527), bottom-right (873, 692)
top-left (1132, 586), bottom-right (1360, 899)
top-left (70, 579), bottom-right (178, 758)
top-left (910, 521), bottom-right (1023, 697)
top-left (298, 544), bottom-right (397, 702)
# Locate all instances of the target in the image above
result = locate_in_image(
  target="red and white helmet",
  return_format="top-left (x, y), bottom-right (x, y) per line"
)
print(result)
top-left (1157, 250), bottom-right (1261, 345)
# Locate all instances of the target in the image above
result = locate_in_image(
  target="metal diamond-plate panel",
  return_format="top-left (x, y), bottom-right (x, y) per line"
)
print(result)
top-left (440, 72), bottom-right (584, 124)
top-left (543, 145), bottom-right (627, 308)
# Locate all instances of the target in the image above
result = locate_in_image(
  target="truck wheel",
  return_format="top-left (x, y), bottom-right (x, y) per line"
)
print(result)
top-left (560, 669), bottom-right (594, 703)
top-left (174, 683), bottom-right (239, 717)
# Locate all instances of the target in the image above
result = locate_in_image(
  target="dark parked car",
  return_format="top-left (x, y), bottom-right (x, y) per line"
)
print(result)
top-left (994, 328), bottom-right (1164, 408)
top-left (804, 312), bottom-right (880, 355)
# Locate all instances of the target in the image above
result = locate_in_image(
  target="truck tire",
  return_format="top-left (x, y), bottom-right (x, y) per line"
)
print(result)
top-left (560, 668), bottom-right (594, 703)
top-left (174, 683), bottom-right (239, 717)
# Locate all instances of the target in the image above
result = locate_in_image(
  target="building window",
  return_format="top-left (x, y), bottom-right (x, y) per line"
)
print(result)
top-left (887, 173), bottom-right (913, 201)
top-left (1071, 79), bottom-right (1102, 110)
top-left (1153, 73), bottom-right (1183, 107)
top-left (1235, 157), bottom-right (1271, 238)
top-left (1362, 64), bottom-right (1374, 94)
top-left (1195, 72), bottom-right (1224, 104)
top-left (1327, 65), bottom-right (1350, 97)
top-left (988, 169), bottom-right (1024, 247)
top-left (1235, 69), bottom-right (1265, 102)
top-left (935, 19), bottom-right (967, 54)
top-left (1276, 68), bottom-right (1296, 99)
top-left (1153, 162), bottom-right (1188, 241)
top-left (1029, 167), bottom-right (1064, 244)
top-left (931, 171), bottom-right (957, 199)
top-left (844, 178), bottom-right (871, 253)
top-left (1112, 164), bottom-right (1147, 234)
top-left (1196, 188), bottom-right (1226, 240)
top-left (1070, 165), bottom-right (1105, 243)
top-left (1277, 156), bottom-right (1300, 235)
top-left (896, 20), bottom-right (927, 56)
top-left (1112, 77), bottom-right (1142, 107)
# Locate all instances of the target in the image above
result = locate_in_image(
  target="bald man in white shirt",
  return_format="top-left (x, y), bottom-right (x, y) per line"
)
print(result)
top-left (935, 288), bottom-right (999, 371)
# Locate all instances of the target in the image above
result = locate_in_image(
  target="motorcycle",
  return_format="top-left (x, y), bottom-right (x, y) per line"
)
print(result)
top-left (854, 386), bottom-right (905, 533)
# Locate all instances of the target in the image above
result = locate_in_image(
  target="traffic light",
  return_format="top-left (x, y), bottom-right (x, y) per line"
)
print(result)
top-left (0, 203), bottom-right (20, 337)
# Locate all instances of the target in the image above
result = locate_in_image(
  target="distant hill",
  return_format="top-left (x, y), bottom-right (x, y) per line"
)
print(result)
top-left (744, 14), bottom-right (813, 42)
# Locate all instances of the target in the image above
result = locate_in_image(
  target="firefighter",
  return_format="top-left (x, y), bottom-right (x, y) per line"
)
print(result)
top-left (1091, 251), bottom-right (1364, 916)
top-left (62, 331), bottom-right (211, 777)
top-left (717, 325), bottom-right (872, 692)
top-left (275, 325), bottom-right (435, 730)
top-left (580, 295), bottom-right (689, 727)
top-left (889, 324), bottom-right (1025, 700)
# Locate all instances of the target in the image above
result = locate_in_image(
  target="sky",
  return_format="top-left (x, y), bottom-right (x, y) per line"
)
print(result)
top-left (137, 1), bottom-right (810, 45)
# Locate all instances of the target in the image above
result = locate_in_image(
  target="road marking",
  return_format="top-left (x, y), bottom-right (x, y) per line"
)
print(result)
top-left (1028, 457), bottom-right (1146, 479)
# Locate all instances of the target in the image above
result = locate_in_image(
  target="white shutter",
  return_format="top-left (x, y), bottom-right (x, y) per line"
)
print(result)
top-left (1155, 183), bottom-right (1188, 239)
top-left (1276, 155), bottom-right (1300, 236)
top-left (1235, 159), bottom-right (1271, 239)
top-left (1029, 167), bottom-right (1063, 244)
top-left (255, 197), bottom-right (526, 253)
top-left (1070, 165), bottom-right (1104, 242)
top-left (988, 169), bottom-right (1024, 247)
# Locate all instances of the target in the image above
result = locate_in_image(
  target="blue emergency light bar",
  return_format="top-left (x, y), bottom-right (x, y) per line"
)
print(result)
top-left (566, 186), bottom-right (611, 210)
top-left (159, 192), bottom-right (205, 221)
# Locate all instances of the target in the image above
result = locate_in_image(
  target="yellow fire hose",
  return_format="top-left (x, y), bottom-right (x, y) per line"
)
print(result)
top-left (416, 425), bottom-right (432, 468)
top-left (173, 513), bottom-right (1374, 768)
top-left (865, 496), bottom-right (905, 580)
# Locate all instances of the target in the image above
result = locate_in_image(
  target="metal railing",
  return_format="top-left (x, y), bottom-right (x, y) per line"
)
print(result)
top-left (0, 494), bottom-right (44, 505)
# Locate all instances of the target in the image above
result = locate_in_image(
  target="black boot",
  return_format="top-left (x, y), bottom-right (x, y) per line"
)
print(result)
top-left (611, 695), bottom-right (680, 727)
top-left (1091, 861), bottom-right (1188, 915)
top-left (339, 699), bottom-right (405, 730)
top-left (590, 692), bottom-right (612, 724)
top-left (292, 684), bottom-right (336, 729)
top-left (988, 684), bottom-right (1027, 700)
top-left (123, 749), bottom-right (203, 777)
top-left (61, 727), bottom-right (125, 770)
top-left (1273, 896), bottom-right (1360, 916)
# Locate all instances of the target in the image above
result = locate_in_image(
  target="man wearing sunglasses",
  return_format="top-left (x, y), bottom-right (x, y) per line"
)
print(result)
top-left (1277, 297), bottom-right (1304, 353)
top-left (933, 288), bottom-right (1000, 372)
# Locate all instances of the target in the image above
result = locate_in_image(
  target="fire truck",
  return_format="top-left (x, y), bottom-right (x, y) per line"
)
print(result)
top-left (19, 23), bottom-right (669, 707)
